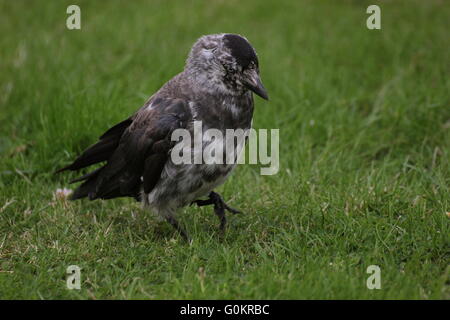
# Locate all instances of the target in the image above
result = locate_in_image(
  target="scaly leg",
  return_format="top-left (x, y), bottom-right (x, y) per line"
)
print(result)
top-left (166, 216), bottom-right (191, 243)
top-left (191, 191), bottom-right (241, 233)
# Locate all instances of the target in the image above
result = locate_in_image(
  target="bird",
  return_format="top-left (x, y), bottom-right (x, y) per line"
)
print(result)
top-left (56, 33), bottom-right (269, 241)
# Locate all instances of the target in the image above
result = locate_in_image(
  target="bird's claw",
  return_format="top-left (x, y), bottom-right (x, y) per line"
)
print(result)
top-left (191, 192), bottom-right (242, 214)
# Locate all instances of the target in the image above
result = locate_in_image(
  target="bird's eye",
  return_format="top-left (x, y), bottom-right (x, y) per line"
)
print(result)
top-left (204, 45), bottom-right (217, 52)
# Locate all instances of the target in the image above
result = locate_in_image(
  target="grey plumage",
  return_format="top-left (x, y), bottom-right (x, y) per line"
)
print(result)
top-left (57, 33), bottom-right (268, 241)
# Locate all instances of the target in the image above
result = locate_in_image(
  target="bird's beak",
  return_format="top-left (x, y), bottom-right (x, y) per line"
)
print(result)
top-left (244, 69), bottom-right (269, 100)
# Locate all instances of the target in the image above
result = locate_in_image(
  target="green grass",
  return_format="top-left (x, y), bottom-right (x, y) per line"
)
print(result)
top-left (0, 0), bottom-right (449, 299)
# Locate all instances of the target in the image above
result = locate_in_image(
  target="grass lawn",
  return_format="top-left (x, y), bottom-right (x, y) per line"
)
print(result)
top-left (0, 0), bottom-right (449, 299)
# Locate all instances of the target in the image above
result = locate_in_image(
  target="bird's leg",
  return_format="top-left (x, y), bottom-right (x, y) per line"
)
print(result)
top-left (213, 197), bottom-right (227, 234)
top-left (191, 191), bottom-right (241, 214)
top-left (191, 191), bottom-right (241, 234)
top-left (210, 191), bottom-right (241, 215)
top-left (191, 198), bottom-right (214, 207)
top-left (192, 191), bottom-right (241, 214)
top-left (165, 216), bottom-right (191, 243)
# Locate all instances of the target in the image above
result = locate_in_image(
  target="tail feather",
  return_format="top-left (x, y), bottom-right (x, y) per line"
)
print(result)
top-left (69, 167), bottom-right (102, 184)
top-left (58, 117), bottom-right (145, 202)
top-left (69, 169), bottom-right (102, 200)
top-left (70, 162), bottom-right (140, 201)
top-left (55, 118), bottom-right (132, 174)
top-left (55, 137), bottom-right (118, 173)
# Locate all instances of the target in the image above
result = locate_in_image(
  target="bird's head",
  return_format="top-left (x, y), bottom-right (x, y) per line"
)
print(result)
top-left (185, 33), bottom-right (268, 100)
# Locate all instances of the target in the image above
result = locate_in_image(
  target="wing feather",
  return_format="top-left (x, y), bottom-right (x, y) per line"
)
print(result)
top-left (61, 98), bottom-right (191, 201)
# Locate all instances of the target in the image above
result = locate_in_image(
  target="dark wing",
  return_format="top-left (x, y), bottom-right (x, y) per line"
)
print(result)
top-left (57, 98), bottom-right (191, 201)
top-left (55, 118), bottom-right (133, 173)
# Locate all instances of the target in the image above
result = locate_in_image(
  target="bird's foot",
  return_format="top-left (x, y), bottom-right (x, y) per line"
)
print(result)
top-left (191, 191), bottom-right (241, 235)
top-left (191, 191), bottom-right (241, 215)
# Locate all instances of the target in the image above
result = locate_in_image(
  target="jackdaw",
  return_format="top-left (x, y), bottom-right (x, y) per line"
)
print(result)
top-left (57, 33), bottom-right (269, 241)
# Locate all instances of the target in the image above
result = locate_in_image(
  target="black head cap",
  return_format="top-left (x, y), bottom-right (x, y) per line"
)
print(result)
top-left (223, 34), bottom-right (258, 69)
